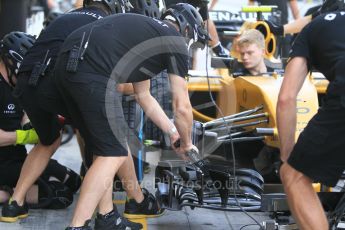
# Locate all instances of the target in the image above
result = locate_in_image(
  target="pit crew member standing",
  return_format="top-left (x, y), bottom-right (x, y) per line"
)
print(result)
top-left (13, 3), bottom-right (207, 229)
top-left (277, 10), bottom-right (345, 229)
top-left (0, 1), bottom-right (144, 230)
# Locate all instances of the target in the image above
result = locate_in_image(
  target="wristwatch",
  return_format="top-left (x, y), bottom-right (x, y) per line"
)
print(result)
top-left (167, 127), bottom-right (177, 136)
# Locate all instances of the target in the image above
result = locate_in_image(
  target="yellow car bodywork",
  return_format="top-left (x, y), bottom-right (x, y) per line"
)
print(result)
top-left (187, 7), bottom-right (330, 191)
top-left (188, 72), bottom-right (319, 148)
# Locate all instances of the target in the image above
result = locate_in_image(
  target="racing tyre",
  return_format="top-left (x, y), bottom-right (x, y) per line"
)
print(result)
top-left (144, 71), bottom-right (172, 140)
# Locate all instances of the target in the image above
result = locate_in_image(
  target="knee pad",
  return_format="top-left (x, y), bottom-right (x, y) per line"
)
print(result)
top-left (46, 181), bottom-right (74, 209)
top-left (64, 169), bottom-right (82, 193)
top-left (34, 179), bottom-right (74, 209)
top-left (29, 178), bottom-right (53, 209)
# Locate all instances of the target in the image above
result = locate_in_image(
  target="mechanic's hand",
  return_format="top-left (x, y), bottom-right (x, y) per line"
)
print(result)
top-left (169, 131), bottom-right (180, 148)
top-left (264, 20), bottom-right (284, 36)
top-left (172, 139), bottom-right (195, 161)
top-left (212, 42), bottom-right (229, 57)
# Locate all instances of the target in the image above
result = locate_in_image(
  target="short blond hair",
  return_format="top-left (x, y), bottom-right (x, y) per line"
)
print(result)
top-left (237, 29), bottom-right (265, 49)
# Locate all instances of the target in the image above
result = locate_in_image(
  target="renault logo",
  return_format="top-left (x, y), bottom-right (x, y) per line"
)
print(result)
top-left (7, 104), bottom-right (15, 110)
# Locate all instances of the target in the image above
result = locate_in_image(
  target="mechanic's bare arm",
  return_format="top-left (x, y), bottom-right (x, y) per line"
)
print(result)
top-left (248, 0), bottom-right (255, 6)
top-left (169, 74), bottom-right (193, 153)
top-left (74, 0), bottom-right (83, 8)
top-left (289, 0), bottom-right (301, 20)
top-left (207, 19), bottom-right (220, 47)
top-left (277, 57), bottom-right (308, 162)
top-left (35, 136), bottom-right (61, 154)
top-left (209, 0), bottom-right (218, 10)
top-left (21, 113), bottom-right (30, 127)
top-left (116, 83), bottom-right (134, 95)
top-left (284, 15), bottom-right (312, 35)
top-left (0, 129), bottom-right (16, 146)
top-left (132, 79), bottom-right (179, 142)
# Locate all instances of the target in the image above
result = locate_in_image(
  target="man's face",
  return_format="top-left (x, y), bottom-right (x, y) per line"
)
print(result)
top-left (0, 58), bottom-right (18, 87)
top-left (238, 43), bottom-right (264, 71)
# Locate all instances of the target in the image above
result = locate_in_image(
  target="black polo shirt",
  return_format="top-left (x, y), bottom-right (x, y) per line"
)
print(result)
top-left (60, 13), bottom-right (189, 83)
top-left (253, 0), bottom-right (292, 24)
top-left (0, 75), bottom-right (26, 160)
top-left (13, 6), bottom-right (107, 146)
top-left (19, 6), bottom-right (107, 74)
top-left (289, 12), bottom-right (345, 83)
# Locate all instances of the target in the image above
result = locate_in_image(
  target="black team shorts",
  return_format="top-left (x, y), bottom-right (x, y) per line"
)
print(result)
top-left (288, 95), bottom-right (345, 187)
top-left (54, 53), bottom-right (129, 157)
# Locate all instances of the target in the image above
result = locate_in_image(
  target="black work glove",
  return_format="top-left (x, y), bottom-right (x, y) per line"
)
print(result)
top-left (265, 20), bottom-right (284, 36)
top-left (212, 42), bottom-right (229, 57)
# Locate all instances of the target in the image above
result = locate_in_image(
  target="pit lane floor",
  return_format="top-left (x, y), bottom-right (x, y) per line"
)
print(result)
top-left (0, 135), bottom-right (274, 230)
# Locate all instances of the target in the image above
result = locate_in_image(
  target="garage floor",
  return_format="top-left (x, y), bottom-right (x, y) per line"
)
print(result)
top-left (0, 136), bottom-right (283, 230)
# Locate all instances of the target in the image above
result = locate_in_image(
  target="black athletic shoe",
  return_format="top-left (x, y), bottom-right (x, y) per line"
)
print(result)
top-left (0, 199), bottom-right (28, 223)
top-left (95, 210), bottom-right (143, 230)
top-left (65, 219), bottom-right (92, 230)
top-left (123, 188), bottom-right (165, 219)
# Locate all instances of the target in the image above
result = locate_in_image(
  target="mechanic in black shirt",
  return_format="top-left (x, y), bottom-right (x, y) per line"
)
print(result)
top-left (277, 10), bottom-right (345, 229)
top-left (164, 0), bottom-right (228, 57)
top-left (249, 0), bottom-right (300, 25)
top-left (249, 0), bottom-right (300, 58)
top-left (0, 31), bottom-right (81, 210)
top-left (42, 11), bottom-right (63, 29)
top-left (266, 0), bottom-right (344, 36)
top-left (0, 1), bottom-right (143, 230)
top-left (44, 3), bottom-right (204, 229)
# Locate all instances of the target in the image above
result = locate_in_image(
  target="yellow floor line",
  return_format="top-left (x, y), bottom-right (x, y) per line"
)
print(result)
top-left (113, 199), bottom-right (126, 205)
